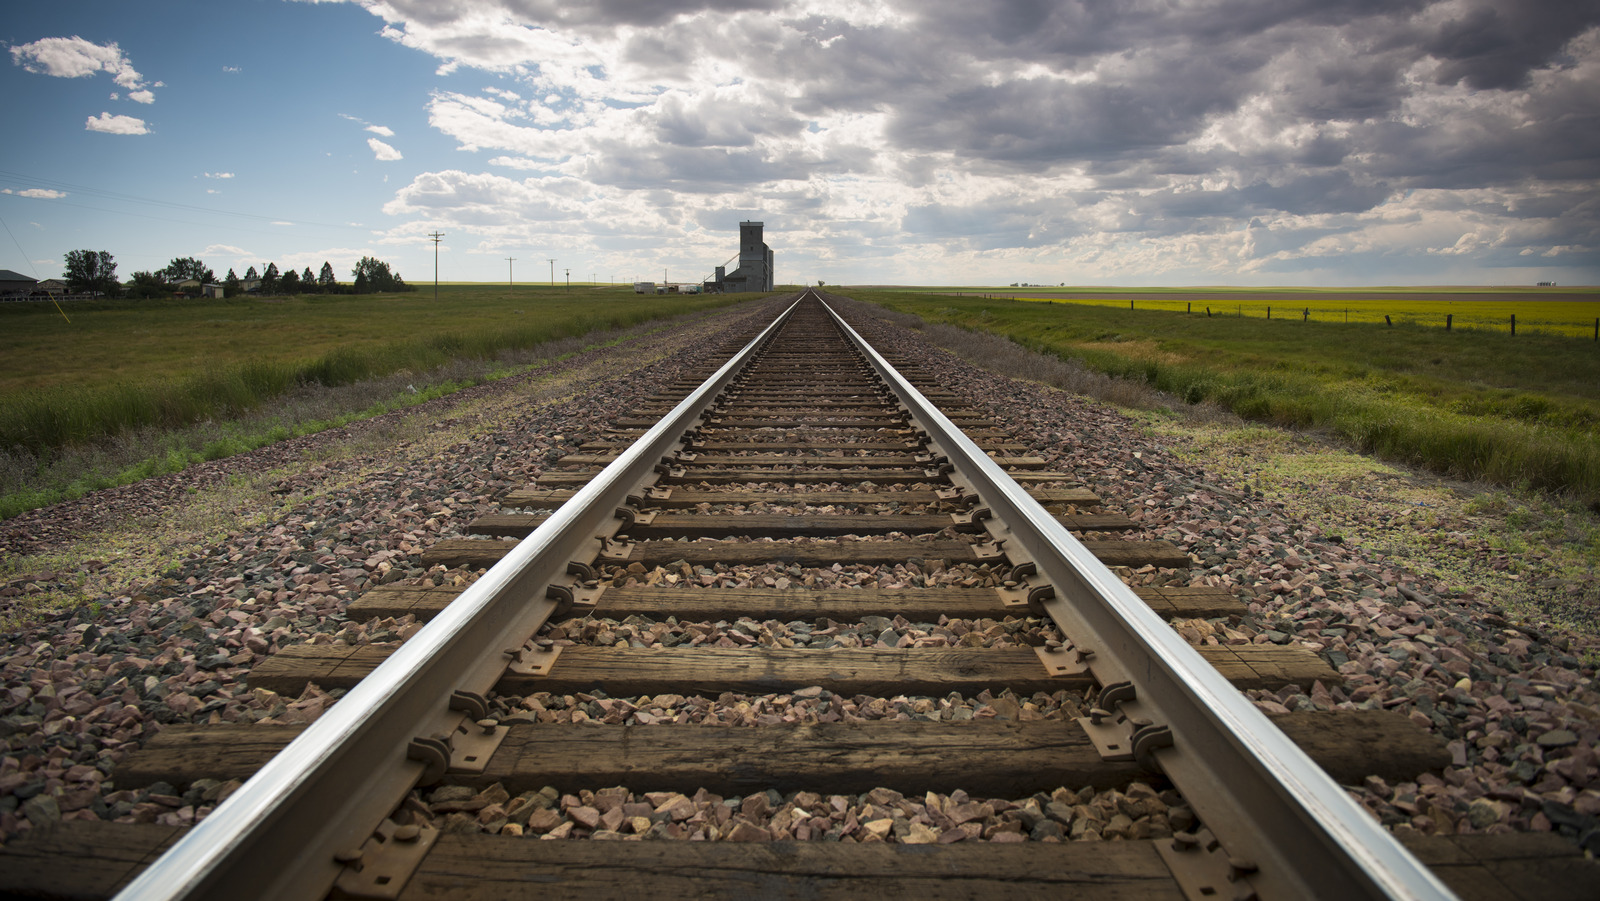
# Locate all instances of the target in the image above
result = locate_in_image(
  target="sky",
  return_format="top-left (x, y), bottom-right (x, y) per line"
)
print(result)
top-left (2, 0), bottom-right (1598, 288)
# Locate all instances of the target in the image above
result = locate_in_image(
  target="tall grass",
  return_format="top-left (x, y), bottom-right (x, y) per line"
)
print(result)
top-left (0, 301), bottom-right (752, 520)
top-left (849, 290), bottom-right (1600, 506)
top-left (0, 302), bottom-right (730, 455)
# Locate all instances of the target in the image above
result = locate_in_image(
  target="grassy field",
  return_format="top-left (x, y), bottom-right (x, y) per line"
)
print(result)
top-left (0, 286), bottom-right (754, 518)
top-left (0, 286), bottom-right (742, 446)
top-left (847, 289), bottom-right (1600, 505)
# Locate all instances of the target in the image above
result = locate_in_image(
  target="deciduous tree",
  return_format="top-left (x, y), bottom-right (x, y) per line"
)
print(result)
top-left (351, 255), bottom-right (409, 293)
top-left (224, 268), bottom-right (242, 298)
top-left (160, 256), bottom-right (215, 285)
top-left (261, 263), bottom-right (280, 295)
top-left (125, 270), bottom-right (170, 299)
top-left (63, 249), bottom-right (119, 296)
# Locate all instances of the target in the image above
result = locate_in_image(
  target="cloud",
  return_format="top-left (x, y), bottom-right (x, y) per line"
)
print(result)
top-left (204, 172), bottom-right (235, 179)
top-left (368, 137), bottom-right (404, 160)
top-left (302, 0), bottom-right (1600, 282)
top-left (366, 124), bottom-right (395, 136)
top-left (222, 66), bottom-right (241, 73)
top-left (85, 112), bottom-right (149, 135)
top-left (2, 188), bottom-right (68, 199)
top-left (10, 36), bottom-right (152, 94)
top-left (128, 89), bottom-right (155, 104)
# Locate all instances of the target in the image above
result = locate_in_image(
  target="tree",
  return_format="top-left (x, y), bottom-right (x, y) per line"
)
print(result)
top-left (281, 267), bottom-right (301, 294)
top-left (125, 270), bottom-right (170, 299)
top-left (160, 256), bottom-right (215, 286)
top-left (63, 249), bottom-right (119, 296)
top-left (301, 267), bottom-right (315, 293)
top-left (245, 265), bottom-right (259, 281)
top-left (351, 255), bottom-right (410, 293)
top-left (223, 268), bottom-right (242, 298)
top-left (261, 263), bottom-right (280, 295)
top-left (318, 261), bottom-right (337, 291)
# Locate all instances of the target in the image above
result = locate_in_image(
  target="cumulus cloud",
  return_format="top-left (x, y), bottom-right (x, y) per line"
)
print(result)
top-left (366, 124), bottom-right (395, 136)
top-left (204, 172), bottom-right (235, 179)
top-left (11, 36), bottom-right (154, 96)
top-left (308, 0), bottom-right (1600, 281)
top-left (368, 137), bottom-right (404, 160)
top-left (2, 188), bottom-right (68, 199)
top-left (85, 112), bottom-right (149, 135)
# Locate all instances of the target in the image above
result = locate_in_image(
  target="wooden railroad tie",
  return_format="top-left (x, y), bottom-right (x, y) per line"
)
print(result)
top-left (7, 816), bottom-right (1593, 901)
top-left (246, 645), bottom-right (1341, 698)
top-left (420, 537), bottom-right (1194, 571)
top-left (500, 487), bottom-right (1104, 509)
top-left (117, 711), bottom-right (1443, 796)
top-left (348, 584), bottom-right (1246, 624)
top-left (466, 511), bottom-right (1136, 540)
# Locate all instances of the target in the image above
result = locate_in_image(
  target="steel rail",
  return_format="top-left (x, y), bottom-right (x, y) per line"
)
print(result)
top-left (114, 297), bottom-right (802, 901)
top-left (819, 295), bottom-right (1458, 901)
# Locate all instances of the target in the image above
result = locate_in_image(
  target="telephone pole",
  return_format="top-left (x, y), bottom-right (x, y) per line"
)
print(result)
top-left (547, 258), bottom-right (556, 289)
top-left (427, 231), bottom-right (444, 301)
top-left (505, 256), bottom-right (516, 288)
top-left (564, 268), bottom-right (570, 292)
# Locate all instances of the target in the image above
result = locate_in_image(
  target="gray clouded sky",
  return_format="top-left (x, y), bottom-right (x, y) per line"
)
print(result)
top-left (5, 0), bottom-right (1598, 285)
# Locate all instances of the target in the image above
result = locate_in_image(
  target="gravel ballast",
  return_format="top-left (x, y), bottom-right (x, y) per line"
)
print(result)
top-left (1, 293), bottom-right (1596, 858)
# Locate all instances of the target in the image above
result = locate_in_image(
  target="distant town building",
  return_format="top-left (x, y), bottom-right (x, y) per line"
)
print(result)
top-left (709, 221), bottom-right (773, 292)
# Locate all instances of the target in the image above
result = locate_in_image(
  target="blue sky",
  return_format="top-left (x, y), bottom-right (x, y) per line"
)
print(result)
top-left (3, 0), bottom-right (1598, 287)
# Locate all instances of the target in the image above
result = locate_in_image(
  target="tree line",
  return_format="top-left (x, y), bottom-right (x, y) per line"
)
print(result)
top-left (61, 249), bottom-right (413, 298)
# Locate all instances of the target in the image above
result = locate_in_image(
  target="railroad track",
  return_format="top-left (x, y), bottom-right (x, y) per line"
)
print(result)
top-left (2, 290), bottom-right (1592, 899)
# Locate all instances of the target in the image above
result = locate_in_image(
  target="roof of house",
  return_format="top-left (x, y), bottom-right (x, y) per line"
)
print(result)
top-left (0, 269), bottom-right (37, 282)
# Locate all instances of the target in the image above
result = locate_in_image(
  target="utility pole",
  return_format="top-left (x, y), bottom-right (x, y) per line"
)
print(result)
top-left (428, 231), bottom-right (444, 301)
top-left (506, 256), bottom-right (516, 288)
top-left (564, 268), bottom-right (570, 292)
top-left (547, 258), bottom-right (556, 289)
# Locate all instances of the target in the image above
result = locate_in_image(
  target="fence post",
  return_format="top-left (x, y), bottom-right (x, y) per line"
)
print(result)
top-left (1206, 307), bottom-right (1212, 317)
top-left (1302, 308), bottom-right (1308, 322)
top-left (1447, 314), bottom-right (1452, 331)
top-left (1594, 317), bottom-right (1597, 341)
top-left (1511, 314), bottom-right (1516, 336)
top-left (1187, 302), bottom-right (1191, 313)
top-left (1385, 315), bottom-right (1391, 326)
top-left (1267, 306), bottom-right (1271, 320)
top-left (1130, 300), bottom-right (1134, 311)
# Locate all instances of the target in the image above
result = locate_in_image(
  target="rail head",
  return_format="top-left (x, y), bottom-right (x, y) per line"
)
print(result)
top-left (819, 295), bottom-right (1456, 901)
top-left (114, 296), bottom-right (802, 901)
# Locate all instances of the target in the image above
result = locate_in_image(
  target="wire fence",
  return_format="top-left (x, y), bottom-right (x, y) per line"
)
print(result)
top-left (945, 294), bottom-right (1600, 340)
